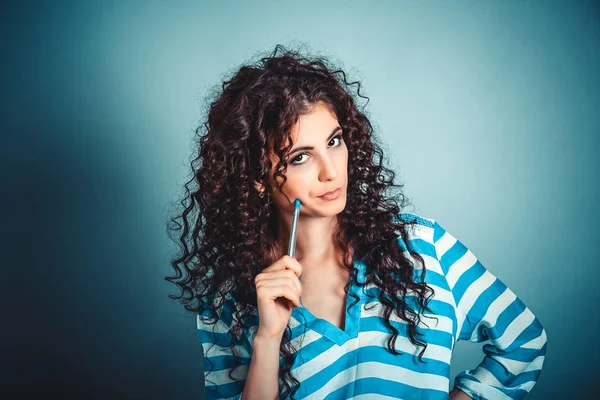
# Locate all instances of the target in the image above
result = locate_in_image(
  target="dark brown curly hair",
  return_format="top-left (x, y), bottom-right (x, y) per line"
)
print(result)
top-left (165, 44), bottom-right (436, 399)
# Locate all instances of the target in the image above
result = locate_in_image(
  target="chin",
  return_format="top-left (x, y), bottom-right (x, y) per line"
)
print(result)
top-left (316, 195), bottom-right (347, 213)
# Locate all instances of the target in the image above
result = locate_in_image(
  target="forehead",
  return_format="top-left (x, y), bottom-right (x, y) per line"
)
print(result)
top-left (266, 101), bottom-right (338, 154)
top-left (289, 102), bottom-right (338, 142)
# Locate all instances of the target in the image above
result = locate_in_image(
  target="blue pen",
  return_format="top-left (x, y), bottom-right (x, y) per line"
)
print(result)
top-left (287, 199), bottom-right (303, 306)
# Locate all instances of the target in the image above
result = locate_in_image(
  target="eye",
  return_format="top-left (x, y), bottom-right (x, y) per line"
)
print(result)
top-left (291, 153), bottom-right (308, 165)
top-left (290, 134), bottom-right (345, 166)
top-left (329, 134), bottom-right (344, 147)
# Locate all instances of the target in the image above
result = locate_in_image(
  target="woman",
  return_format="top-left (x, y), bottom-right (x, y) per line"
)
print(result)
top-left (166, 44), bottom-right (547, 400)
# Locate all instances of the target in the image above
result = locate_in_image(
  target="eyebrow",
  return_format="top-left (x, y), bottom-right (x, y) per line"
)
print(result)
top-left (288, 126), bottom-right (343, 156)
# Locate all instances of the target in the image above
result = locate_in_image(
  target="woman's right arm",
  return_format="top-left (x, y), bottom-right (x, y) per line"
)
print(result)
top-left (199, 256), bottom-right (303, 399)
top-left (243, 255), bottom-right (304, 400)
top-left (242, 335), bottom-right (283, 400)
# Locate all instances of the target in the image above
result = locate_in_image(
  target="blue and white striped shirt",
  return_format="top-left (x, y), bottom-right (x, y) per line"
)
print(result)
top-left (198, 213), bottom-right (547, 399)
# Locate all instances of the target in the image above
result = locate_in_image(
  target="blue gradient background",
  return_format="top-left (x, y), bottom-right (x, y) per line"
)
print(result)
top-left (2, 0), bottom-right (598, 398)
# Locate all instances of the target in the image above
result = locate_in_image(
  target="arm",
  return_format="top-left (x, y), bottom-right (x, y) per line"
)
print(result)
top-left (450, 388), bottom-right (474, 400)
top-left (242, 335), bottom-right (282, 400)
top-left (433, 220), bottom-right (547, 400)
top-left (198, 292), bottom-right (283, 400)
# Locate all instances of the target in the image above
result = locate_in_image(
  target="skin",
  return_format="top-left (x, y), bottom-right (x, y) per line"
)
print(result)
top-left (255, 101), bottom-right (350, 272)
top-left (254, 101), bottom-right (473, 400)
top-left (450, 389), bottom-right (473, 400)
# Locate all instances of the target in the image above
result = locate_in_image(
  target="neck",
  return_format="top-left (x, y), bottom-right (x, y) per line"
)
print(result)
top-left (272, 211), bottom-right (352, 271)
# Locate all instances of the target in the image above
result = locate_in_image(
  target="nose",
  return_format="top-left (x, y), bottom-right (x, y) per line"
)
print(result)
top-left (318, 154), bottom-right (338, 182)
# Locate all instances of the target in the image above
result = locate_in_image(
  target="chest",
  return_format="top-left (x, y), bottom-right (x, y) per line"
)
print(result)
top-left (299, 267), bottom-right (350, 331)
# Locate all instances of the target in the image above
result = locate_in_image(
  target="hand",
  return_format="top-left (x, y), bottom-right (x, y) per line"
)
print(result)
top-left (253, 255), bottom-right (303, 341)
top-left (449, 388), bottom-right (473, 400)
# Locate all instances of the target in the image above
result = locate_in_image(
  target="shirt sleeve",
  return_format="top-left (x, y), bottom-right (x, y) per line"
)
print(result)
top-left (432, 220), bottom-right (547, 400)
top-left (197, 291), bottom-right (254, 400)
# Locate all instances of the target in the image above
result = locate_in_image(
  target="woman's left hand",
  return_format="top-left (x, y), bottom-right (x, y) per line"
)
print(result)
top-left (449, 388), bottom-right (473, 400)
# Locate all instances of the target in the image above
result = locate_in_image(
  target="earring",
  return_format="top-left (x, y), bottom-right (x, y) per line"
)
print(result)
top-left (259, 191), bottom-right (265, 199)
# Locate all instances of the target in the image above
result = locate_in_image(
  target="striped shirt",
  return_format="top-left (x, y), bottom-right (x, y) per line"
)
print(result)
top-left (197, 213), bottom-right (547, 399)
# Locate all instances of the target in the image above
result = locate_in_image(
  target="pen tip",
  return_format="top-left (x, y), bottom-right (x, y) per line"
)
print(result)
top-left (294, 199), bottom-right (301, 210)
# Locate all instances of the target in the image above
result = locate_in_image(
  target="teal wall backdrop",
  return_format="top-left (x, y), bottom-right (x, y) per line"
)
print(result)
top-left (3, 0), bottom-right (598, 398)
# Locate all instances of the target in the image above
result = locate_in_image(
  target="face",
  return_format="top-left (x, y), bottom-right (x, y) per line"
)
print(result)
top-left (263, 101), bottom-right (349, 216)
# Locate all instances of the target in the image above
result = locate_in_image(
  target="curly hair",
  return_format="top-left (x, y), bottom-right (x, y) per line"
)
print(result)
top-left (165, 44), bottom-right (436, 399)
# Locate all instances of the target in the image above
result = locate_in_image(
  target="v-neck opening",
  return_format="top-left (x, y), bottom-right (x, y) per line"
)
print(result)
top-left (291, 256), bottom-right (367, 346)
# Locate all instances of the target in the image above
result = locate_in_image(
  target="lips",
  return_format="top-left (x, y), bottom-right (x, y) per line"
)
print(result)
top-left (319, 187), bottom-right (342, 197)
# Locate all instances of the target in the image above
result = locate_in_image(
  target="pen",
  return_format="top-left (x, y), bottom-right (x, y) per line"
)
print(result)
top-left (287, 199), bottom-right (303, 306)
top-left (288, 199), bottom-right (300, 258)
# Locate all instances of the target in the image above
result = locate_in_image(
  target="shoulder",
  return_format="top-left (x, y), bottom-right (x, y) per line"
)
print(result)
top-left (394, 212), bottom-right (437, 245)
top-left (394, 212), bottom-right (435, 229)
top-left (392, 212), bottom-right (457, 262)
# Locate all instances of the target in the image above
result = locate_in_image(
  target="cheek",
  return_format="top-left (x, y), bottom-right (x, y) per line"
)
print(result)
top-left (270, 170), bottom-right (310, 194)
top-left (287, 174), bottom-right (313, 194)
top-left (336, 150), bottom-right (349, 169)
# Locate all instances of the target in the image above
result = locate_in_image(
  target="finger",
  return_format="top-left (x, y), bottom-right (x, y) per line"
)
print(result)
top-left (254, 270), bottom-right (301, 293)
top-left (255, 276), bottom-right (301, 296)
top-left (256, 285), bottom-right (301, 307)
top-left (260, 255), bottom-right (303, 278)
